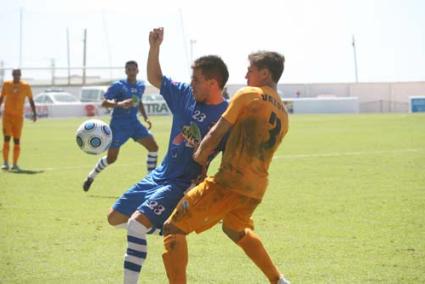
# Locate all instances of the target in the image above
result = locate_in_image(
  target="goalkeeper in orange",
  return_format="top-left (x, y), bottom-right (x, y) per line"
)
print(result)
top-left (0, 69), bottom-right (37, 171)
top-left (161, 51), bottom-right (291, 284)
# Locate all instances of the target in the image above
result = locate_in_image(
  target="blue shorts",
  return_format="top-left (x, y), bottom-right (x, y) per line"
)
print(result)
top-left (112, 175), bottom-right (188, 230)
top-left (110, 119), bottom-right (151, 148)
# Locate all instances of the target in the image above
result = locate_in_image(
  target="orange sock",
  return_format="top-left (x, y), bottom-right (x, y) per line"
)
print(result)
top-left (162, 234), bottom-right (188, 284)
top-left (13, 144), bottom-right (20, 165)
top-left (3, 142), bottom-right (10, 164)
top-left (237, 229), bottom-right (281, 283)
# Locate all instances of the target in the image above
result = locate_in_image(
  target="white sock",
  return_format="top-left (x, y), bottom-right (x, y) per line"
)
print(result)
top-left (124, 219), bottom-right (149, 284)
top-left (88, 156), bottom-right (108, 179)
top-left (147, 152), bottom-right (158, 172)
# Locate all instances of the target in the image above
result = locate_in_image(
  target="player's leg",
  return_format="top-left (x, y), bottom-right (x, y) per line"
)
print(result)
top-left (10, 115), bottom-right (23, 170)
top-left (2, 136), bottom-right (11, 170)
top-left (136, 136), bottom-right (158, 172)
top-left (83, 122), bottom-right (129, 191)
top-left (123, 212), bottom-right (152, 284)
top-left (222, 199), bottom-right (289, 284)
top-left (162, 178), bottom-right (227, 283)
top-left (83, 147), bottom-right (120, 191)
top-left (2, 115), bottom-right (12, 170)
top-left (123, 183), bottom-right (184, 284)
top-left (134, 122), bottom-right (159, 172)
top-left (11, 138), bottom-right (20, 171)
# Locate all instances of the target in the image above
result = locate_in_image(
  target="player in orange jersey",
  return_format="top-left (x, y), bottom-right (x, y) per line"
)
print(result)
top-left (161, 51), bottom-right (291, 284)
top-left (0, 69), bottom-right (37, 171)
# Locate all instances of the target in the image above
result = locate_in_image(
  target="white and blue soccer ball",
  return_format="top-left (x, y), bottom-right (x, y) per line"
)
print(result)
top-left (76, 119), bottom-right (112, 155)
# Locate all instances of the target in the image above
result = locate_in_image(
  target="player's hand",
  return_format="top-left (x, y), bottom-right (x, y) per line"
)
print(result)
top-left (118, 98), bottom-right (133, 109)
top-left (145, 118), bottom-right (152, 129)
top-left (149, 27), bottom-right (164, 47)
top-left (32, 113), bottom-right (37, 122)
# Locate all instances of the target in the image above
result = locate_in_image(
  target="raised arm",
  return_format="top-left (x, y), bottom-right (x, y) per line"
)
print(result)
top-left (147, 27), bottom-right (164, 89)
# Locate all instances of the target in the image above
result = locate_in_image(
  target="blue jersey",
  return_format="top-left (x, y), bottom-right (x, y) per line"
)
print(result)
top-left (150, 76), bottom-right (228, 187)
top-left (104, 79), bottom-right (145, 121)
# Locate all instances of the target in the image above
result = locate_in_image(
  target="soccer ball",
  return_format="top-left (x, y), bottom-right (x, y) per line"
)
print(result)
top-left (75, 119), bottom-right (112, 155)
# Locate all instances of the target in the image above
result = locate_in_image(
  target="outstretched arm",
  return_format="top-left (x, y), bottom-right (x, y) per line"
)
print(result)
top-left (147, 27), bottom-right (164, 89)
top-left (193, 117), bottom-right (232, 167)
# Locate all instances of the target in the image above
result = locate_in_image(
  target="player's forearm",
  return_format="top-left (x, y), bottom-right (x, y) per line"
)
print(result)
top-left (29, 100), bottom-right (37, 116)
top-left (147, 46), bottom-right (163, 89)
top-left (139, 104), bottom-right (148, 120)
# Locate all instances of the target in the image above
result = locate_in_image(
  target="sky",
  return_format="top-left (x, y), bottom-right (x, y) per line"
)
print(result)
top-left (0, 0), bottom-right (424, 84)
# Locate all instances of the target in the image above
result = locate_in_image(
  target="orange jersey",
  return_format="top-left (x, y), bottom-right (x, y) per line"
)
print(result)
top-left (214, 86), bottom-right (289, 200)
top-left (1, 81), bottom-right (33, 116)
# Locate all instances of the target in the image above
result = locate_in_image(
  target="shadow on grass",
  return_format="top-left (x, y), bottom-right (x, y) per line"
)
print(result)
top-left (3, 169), bottom-right (45, 175)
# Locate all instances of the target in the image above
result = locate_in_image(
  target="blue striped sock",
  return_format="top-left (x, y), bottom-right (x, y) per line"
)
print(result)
top-left (147, 152), bottom-right (158, 172)
top-left (88, 156), bottom-right (108, 179)
top-left (124, 219), bottom-right (148, 284)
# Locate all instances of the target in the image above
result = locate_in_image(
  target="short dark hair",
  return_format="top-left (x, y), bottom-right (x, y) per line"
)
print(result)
top-left (192, 55), bottom-right (229, 89)
top-left (12, 69), bottom-right (22, 76)
top-left (248, 51), bottom-right (285, 83)
top-left (125, 60), bottom-right (138, 68)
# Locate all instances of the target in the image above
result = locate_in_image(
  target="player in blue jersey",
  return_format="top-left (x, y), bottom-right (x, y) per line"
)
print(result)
top-left (106, 27), bottom-right (229, 284)
top-left (83, 60), bottom-right (159, 191)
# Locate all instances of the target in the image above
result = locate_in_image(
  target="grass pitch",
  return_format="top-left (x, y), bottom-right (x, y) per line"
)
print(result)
top-left (1, 113), bottom-right (424, 283)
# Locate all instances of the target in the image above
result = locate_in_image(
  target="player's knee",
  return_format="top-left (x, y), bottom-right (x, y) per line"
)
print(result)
top-left (107, 210), bottom-right (125, 226)
top-left (163, 221), bottom-right (184, 236)
top-left (13, 138), bottom-right (20, 145)
top-left (222, 225), bottom-right (246, 243)
top-left (107, 155), bottom-right (117, 164)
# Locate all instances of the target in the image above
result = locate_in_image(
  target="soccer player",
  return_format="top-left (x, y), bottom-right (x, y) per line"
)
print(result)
top-left (82, 61), bottom-right (159, 191)
top-left (161, 51), bottom-right (291, 284)
top-left (106, 27), bottom-right (229, 284)
top-left (0, 69), bottom-right (37, 171)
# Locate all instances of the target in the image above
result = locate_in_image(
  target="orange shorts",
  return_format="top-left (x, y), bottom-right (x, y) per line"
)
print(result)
top-left (169, 177), bottom-right (261, 234)
top-left (2, 113), bottom-right (24, 139)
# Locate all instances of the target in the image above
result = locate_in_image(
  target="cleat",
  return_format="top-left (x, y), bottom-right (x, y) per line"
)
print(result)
top-left (11, 165), bottom-right (20, 172)
top-left (1, 163), bottom-right (9, 170)
top-left (83, 177), bottom-right (94, 192)
top-left (277, 275), bottom-right (291, 284)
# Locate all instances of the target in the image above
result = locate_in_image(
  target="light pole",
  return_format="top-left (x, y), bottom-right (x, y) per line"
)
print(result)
top-left (190, 39), bottom-right (197, 63)
top-left (352, 35), bottom-right (359, 83)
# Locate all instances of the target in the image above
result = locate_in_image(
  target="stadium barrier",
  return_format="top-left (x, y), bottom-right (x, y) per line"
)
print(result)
top-left (20, 98), bottom-right (360, 118)
top-left (282, 97), bottom-right (359, 114)
top-left (23, 102), bottom-right (170, 119)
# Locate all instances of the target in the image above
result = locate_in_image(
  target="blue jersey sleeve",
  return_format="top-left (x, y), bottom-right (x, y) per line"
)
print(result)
top-left (104, 82), bottom-right (121, 100)
top-left (160, 76), bottom-right (192, 114)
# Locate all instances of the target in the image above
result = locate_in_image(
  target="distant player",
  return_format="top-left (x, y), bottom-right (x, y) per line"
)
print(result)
top-left (161, 51), bottom-right (291, 284)
top-left (106, 27), bottom-right (229, 284)
top-left (82, 61), bottom-right (159, 191)
top-left (0, 69), bottom-right (37, 171)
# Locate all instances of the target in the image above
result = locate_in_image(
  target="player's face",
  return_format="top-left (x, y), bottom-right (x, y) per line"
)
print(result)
top-left (125, 64), bottom-right (139, 81)
top-left (12, 70), bottom-right (21, 83)
top-left (245, 64), bottom-right (264, 87)
top-left (191, 68), bottom-right (212, 103)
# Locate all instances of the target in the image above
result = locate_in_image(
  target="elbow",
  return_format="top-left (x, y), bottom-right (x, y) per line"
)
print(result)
top-left (147, 74), bottom-right (162, 89)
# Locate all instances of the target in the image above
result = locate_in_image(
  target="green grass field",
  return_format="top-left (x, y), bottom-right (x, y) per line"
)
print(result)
top-left (1, 113), bottom-right (424, 283)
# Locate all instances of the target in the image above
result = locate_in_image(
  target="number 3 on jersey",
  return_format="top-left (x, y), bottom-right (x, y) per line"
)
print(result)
top-left (262, 111), bottom-right (281, 149)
